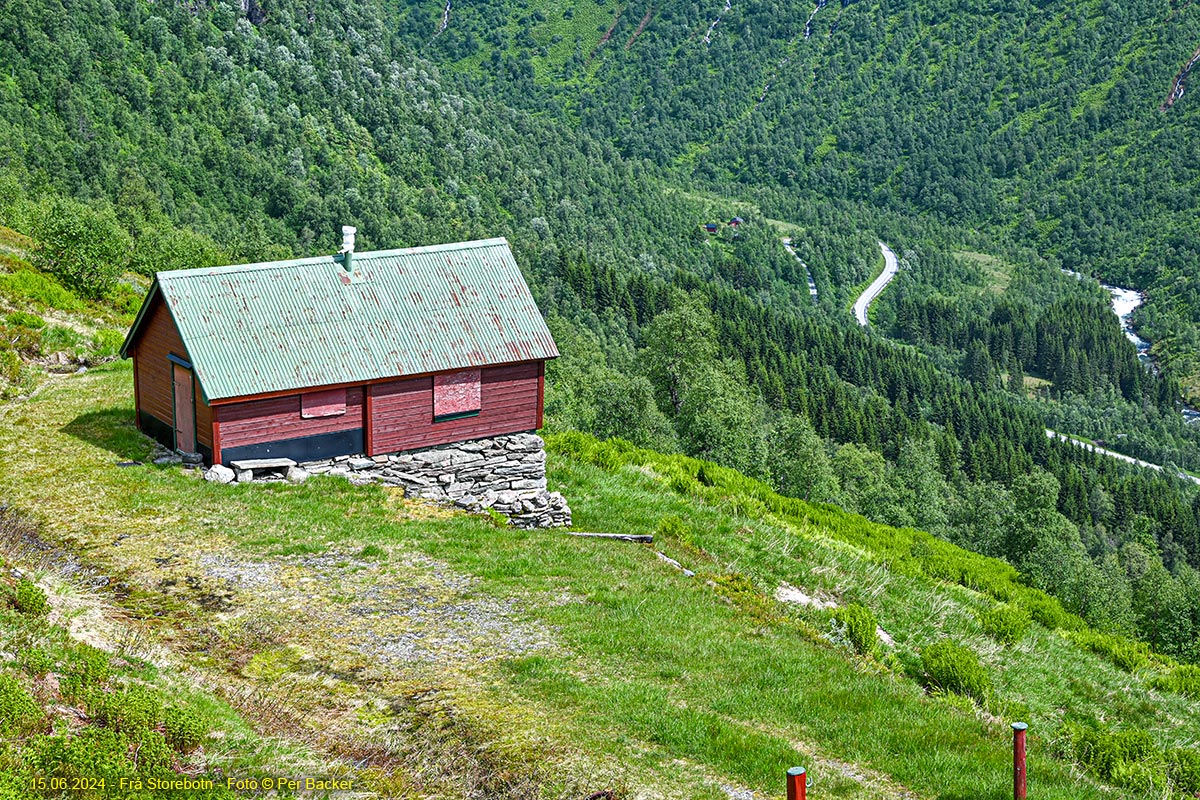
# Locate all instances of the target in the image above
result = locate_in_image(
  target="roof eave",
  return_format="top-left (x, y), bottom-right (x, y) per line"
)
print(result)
top-left (118, 280), bottom-right (161, 360)
top-left (119, 280), bottom-right (213, 404)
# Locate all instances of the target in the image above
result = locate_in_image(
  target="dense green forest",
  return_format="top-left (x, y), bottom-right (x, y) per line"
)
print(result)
top-left (5, 0), bottom-right (1200, 691)
top-left (396, 0), bottom-right (1200, 400)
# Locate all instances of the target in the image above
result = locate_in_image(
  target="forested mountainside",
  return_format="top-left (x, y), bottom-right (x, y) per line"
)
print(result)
top-left (401, 0), bottom-right (1200, 398)
top-left (5, 0), bottom-right (1200, 700)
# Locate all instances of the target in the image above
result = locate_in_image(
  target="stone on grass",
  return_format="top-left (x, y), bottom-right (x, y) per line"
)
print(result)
top-left (205, 464), bottom-right (236, 484)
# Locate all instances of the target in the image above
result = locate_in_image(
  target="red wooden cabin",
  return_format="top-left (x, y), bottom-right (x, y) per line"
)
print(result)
top-left (120, 237), bottom-right (559, 466)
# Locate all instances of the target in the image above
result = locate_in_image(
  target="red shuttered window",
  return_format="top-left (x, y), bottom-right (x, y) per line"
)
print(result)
top-left (301, 388), bottom-right (347, 418)
top-left (433, 369), bottom-right (481, 421)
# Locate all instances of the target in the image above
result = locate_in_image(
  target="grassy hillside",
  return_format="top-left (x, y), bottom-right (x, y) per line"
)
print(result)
top-left (0, 509), bottom-right (368, 799)
top-left (3, 359), bottom-right (1200, 797)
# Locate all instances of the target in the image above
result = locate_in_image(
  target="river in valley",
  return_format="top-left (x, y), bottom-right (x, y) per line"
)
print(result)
top-left (1063, 268), bottom-right (1200, 424)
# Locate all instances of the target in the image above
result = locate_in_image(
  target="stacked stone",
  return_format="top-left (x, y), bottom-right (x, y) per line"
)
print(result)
top-left (207, 433), bottom-right (570, 528)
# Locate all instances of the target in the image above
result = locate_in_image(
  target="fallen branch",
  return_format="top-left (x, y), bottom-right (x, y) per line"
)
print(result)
top-left (567, 532), bottom-right (653, 543)
top-left (656, 551), bottom-right (695, 577)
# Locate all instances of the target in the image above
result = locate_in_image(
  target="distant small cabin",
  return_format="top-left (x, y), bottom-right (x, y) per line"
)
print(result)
top-left (704, 223), bottom-right (719, 233)
top-left (728, 217), bottom-right (743, 227)
top-left (119, 237), bottom-right (559, 466)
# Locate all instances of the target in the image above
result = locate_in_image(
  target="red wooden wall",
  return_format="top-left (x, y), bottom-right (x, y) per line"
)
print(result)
top-left (130, 296), bottom-right (212, 451)
top-left (369, 362), bottom-right (541, 454)
top-left (215, 388), bottom-right (366, 450)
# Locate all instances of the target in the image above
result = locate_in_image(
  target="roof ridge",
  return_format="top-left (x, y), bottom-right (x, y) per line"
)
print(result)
top-left (155, 237), bottom-right (511, 280)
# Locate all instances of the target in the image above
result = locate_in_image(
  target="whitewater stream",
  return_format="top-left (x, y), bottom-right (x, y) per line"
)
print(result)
top-left (1063, 269), bottom-right (1200, 424)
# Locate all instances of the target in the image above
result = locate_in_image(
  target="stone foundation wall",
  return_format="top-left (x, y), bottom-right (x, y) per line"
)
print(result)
top-left (207, 433), bottom-right (570, 528)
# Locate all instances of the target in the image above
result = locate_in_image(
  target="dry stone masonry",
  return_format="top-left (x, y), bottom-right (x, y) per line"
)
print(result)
top-left (203, 433), bottom-right (570, 528)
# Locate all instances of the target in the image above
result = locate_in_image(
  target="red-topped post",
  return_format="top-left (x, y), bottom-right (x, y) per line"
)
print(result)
top-left (1012, 722), bottom-right (1028, 799)
top-left (786, 766), bottom-right (807, 800)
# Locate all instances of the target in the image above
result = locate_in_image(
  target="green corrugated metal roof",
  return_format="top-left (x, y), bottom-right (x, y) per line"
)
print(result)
top-left (121, 238), bottom-right (558, 401)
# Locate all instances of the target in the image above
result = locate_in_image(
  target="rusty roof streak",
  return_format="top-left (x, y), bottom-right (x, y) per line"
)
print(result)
top-left (129, 238), bottom-right (558, 401)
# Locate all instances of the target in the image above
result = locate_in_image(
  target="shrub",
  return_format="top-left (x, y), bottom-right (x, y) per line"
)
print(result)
top-left (667, 472), bottom-right (694, 495)
top-left (90, 328), bottom-right (126, 358)
top-left (133, 730), bottom-right (173, 773)
top-left (39, 325), bottom-right (85, 357)
top-left (592, 440), bottom-right (632, 470)
top-left (14, 579), bottom-right (49, 616)
top-left (978, 604), bottom-right (1031, 645)
top-left (0, 673), bottom-right (44, 736)
top-left (0, 267), bottom-right (85, 311)
top-left (656, 515), bottom-right (688, 540)
top-left (1021, 592), bottom-right (1077, 630)
top-left (61, 643), bottom-right (112, 701)
top-left (4, 311), bottom-right (43, 329)
top-left (30, 197), bottom-right (131, 300)
top-left (832, 603), bottom-right (877, 656)
top-left (0, 323), bottom-right (40, 356)
top-left (19, 647), bottom-right (54, 677)
top-left (105, 282), bottom-right (144, 315)
top-left (0, 349), bottom-right (20, 384)
top-left (920, 640), bottom-right (992, 704)
top-left (1066, 630), bottom-right (1151, 672)
top-left (1067, 724), bottom-right (1158, 782)
top-left (163, 706), bottom-right (207, 753)
top-left (545, 430), bottom-right (593, 460)
top-left (656, 514), bottom-right (701, 549)
top-left (1150, 664), bottom-right (1200, 699)
top-left (26, 727), bottom-right (132, 780)
top-left (87, 683), bottom-right (162, 734)
top-left (1167, 748), bottom-right (1200, 794)
top-left (712, 573), bottom-right (781, 624)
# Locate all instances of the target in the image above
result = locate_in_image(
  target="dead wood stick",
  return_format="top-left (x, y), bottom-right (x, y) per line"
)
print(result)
top-left (566, 532), bottom-right (654, 543)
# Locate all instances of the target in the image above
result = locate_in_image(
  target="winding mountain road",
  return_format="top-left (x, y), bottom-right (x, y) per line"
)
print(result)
top-left (853, 241), bottom-right (898, 326)
top-left (1046, 429), bottom-right (1200, 486)
top-left (781, 237), bottom-right (818, 302)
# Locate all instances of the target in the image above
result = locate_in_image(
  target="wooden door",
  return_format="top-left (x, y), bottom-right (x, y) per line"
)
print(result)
top-left (172, 362), bottom-right (196, 453)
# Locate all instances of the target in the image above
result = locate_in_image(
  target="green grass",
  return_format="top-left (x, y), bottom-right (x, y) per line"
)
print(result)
top-left (3, 364), bottom-right (1200, 797)
top-left (0, 524), bottom-right (336, 798)
top-left (953, 250), bottom-right (1014, 294)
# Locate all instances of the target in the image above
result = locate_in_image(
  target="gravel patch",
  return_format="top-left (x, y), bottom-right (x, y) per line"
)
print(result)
top-left (197, 548), bottom-right (558, 667)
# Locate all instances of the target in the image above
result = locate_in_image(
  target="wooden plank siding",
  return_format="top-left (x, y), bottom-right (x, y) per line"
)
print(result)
top-left (194, 396), bottom-right (213, 450)
top-left (131, 296), bottom-right (186, 432)
top-left (215, 388), bottom-right (366, 450)
top-left (130, 296), bottom-right (210, 449)
top-left (369, 363), bottom-right (540, 454)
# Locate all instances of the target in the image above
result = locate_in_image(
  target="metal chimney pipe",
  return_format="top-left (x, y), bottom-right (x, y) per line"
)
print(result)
top-left (1012, 722), bottom-right (1027, 800)
top-left (786, 767), bottom-right (808, 800)
top-left (339, 225), bottom-right (356, 273)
